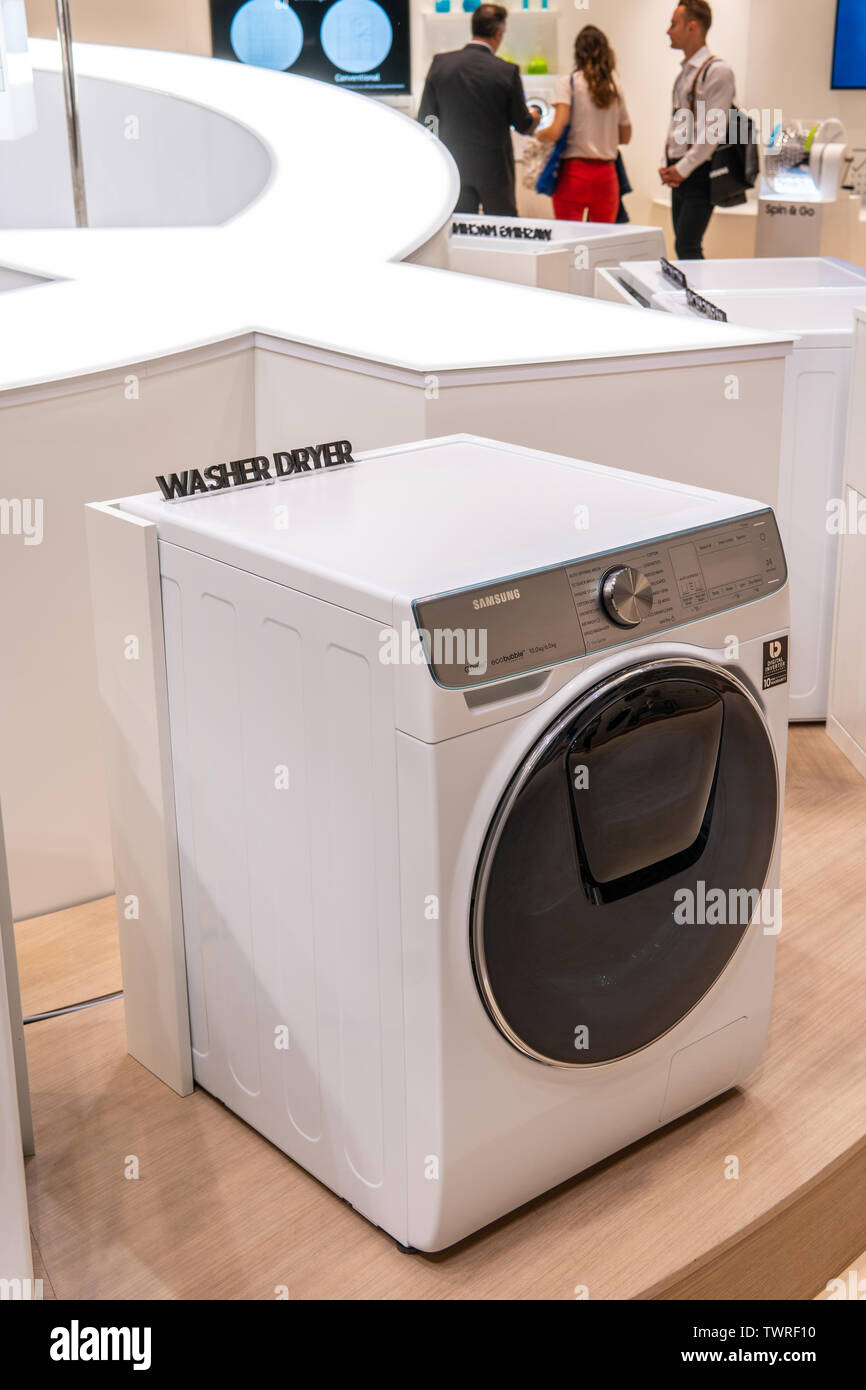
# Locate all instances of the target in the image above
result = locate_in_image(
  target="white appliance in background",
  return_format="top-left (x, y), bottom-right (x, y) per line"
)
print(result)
top-left (756, 119), bottom-right (859, 259)
top-left (594, 257), bottom-right (866, 722)
top-left (88, 435), bottom-right (790, 1252)
top-left (445, 213), bottom-right (665, 296)
top-left (657, 283), bottom-right (866, 723)
top-left (594, 255), bottom-right (866, 308)
top-left (829, 307), bottom-right (866, 778)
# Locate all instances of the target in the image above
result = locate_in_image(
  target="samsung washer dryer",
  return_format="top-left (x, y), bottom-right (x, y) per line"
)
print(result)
top-left (110, 435), bottom-right (790, 1252)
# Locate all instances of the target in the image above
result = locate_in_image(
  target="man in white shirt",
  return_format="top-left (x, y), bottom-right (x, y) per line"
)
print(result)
top-left (659, 2), bottom-right (735, 259)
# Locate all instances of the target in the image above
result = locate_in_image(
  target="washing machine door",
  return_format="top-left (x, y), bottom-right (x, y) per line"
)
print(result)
top-left (471, 658), bottom-right (779, 1067)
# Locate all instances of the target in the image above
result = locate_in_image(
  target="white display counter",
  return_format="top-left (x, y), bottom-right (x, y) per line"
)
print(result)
top-left (0, 42), bottom-right (793, 921)
top-left (650, 284), bottom-right (866, 723)
top-left (828, 307), bottom-right (866, 777)
top-left (435, 214), bottom-right (665, 297)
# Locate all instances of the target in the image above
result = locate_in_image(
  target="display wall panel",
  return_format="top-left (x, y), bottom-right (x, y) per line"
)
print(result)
top-left (0, 345), bottom-right (256, 920)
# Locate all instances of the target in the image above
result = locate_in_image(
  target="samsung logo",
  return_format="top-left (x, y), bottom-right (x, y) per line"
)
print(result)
top-left (472, 587), bottom-right (521, 610)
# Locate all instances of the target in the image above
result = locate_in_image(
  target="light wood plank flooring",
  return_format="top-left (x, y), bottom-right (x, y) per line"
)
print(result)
top-left (15, 896), bottom-right (121, 1018)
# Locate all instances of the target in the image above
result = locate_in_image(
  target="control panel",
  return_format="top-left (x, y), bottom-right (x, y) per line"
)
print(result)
top-left (412, 510), bottom-right (786, 689)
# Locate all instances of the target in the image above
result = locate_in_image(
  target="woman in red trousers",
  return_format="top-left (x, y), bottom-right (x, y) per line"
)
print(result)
top-left (536, 25), bottom-right (632, 224)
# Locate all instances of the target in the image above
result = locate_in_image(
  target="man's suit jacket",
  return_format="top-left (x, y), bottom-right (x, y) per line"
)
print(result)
top-left (418, 43), bottom-right (536, 191)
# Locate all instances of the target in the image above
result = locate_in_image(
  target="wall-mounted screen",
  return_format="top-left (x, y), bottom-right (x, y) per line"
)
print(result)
top-left (210, 0), bottom-right (411, 96)
top-left (832, 0), bottom-right (866, 88)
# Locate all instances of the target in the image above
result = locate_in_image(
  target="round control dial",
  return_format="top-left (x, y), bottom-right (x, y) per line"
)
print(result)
top-left (600, 566), bottom-right (654, 628)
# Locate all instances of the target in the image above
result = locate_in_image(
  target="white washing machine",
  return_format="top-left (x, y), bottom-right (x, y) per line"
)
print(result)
top-left (595, 255), bottom-right (866, 308)
top-left (594, 258), bottom-right (866, 722)
top-left (94, 435), bottom-right (790, 1251)
top-left (446, 214), bottom-right (665, 297)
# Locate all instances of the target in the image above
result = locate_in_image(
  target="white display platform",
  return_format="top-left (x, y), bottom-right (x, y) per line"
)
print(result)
top-left (652, 285), bottom-right (866, 722)
top-left (436, 214), bottom-right (665, 297)
top-left (0, 68), bottom-right (271, 230)
top-left (828, 308), bottom-right (866, 778)
top-left (0, 265), bottom-right (50, 292)
top-left (0, 43), bottom-right (793, 921)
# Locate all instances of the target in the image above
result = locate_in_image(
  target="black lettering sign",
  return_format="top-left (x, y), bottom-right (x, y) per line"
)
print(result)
top-left (155, 440), bottom-right (354, 502)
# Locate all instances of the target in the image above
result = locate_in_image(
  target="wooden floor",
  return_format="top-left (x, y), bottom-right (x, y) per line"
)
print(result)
top-left (17, 725), bottom-right (866, 1300)
top-left (15, 896), bottom-right (122, 1018)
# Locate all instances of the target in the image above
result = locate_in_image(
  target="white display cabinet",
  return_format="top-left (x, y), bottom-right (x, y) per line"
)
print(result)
top-left (439, 213), bottom-right (665, 296)
top-left (651, 284), bottom-right (866, 722)
top-left (418, 8), bottom-right (560, 79)
top-left (828, 308), bottom-right (866, 777)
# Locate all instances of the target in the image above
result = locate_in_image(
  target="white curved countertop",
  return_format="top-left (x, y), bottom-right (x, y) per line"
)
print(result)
top-left (0, 40), bottom-right (795, 398)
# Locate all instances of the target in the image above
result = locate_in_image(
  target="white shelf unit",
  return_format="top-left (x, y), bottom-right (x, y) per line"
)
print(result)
top-left (420, 10), bottom-right (561, 75)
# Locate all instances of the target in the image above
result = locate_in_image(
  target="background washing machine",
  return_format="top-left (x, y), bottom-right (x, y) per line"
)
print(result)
top-left (594, 257), bottom-right (866, 723)
top-left (444, 213), bottom-right (665, 297)
top-left (88, 436), bottom-right (790, 1252)
top-left (653, 285), bottom-right (866, 723)
top-left (595, 255), bottom-right (866, 308)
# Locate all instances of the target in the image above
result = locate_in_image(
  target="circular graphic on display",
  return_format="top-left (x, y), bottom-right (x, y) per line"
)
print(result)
top-left (230, 0), bottom-right (304, 71)
top-left (320, 0), bottom-right (393, 75)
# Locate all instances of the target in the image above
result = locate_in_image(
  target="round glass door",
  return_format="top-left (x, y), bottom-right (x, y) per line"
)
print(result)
top-left (471, 660), bottom-right (779, 1067)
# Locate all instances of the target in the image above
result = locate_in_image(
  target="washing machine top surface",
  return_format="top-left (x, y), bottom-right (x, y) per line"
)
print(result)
top-left (620, 255), bottom-right (866, 301)
top-left (654, 285), bottom-right (866, 346)
top-left (450, 213), bottom-right (661, 247)
top-left (118, 435), bottom-right (781, 618)
top-left (118, 438), bottom-right (788, 681)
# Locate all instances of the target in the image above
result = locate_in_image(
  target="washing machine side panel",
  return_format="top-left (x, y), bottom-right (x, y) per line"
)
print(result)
top-left (159, 544), bottom-right (407, 1242)
top-left (399, 637), bottom-right (788, 1250)
top-left (578, 231), bottom-right (666, 297)
top-left (448, 245), bottom-right (540, 289)
top-left (395, 732), bottom-right (447, 1249)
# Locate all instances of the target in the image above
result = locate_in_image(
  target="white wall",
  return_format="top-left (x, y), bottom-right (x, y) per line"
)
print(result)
top-left (24, 0), bottom-right (212, 54)
top-left (745, 0), bottom-right (866, 155)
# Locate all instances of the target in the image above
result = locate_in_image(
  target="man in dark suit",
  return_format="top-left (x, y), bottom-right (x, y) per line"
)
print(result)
top-left (418, 4), bottom-right (539, 217)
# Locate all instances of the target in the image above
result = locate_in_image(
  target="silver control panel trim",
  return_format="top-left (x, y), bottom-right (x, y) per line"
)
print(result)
top-left (411, 509), bottom-right (787, 690)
